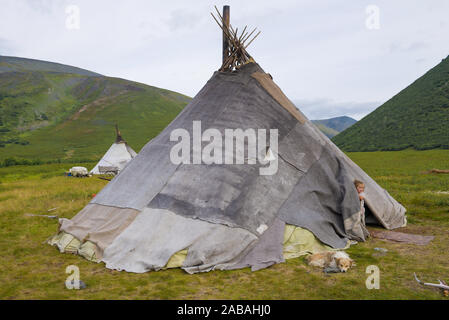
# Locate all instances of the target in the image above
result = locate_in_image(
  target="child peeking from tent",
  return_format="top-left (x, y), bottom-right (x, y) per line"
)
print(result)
top-left (354, 179), bottom-right (367, 227)
top-left (354, 180), bottom-right (365, 201)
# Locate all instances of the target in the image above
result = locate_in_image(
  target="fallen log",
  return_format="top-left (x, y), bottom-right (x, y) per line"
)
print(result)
top-left (428, 169), bottom-right (449, 174)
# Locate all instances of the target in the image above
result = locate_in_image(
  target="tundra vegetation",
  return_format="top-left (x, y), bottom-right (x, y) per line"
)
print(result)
top-left (0, 149), bottom-right (448, 299)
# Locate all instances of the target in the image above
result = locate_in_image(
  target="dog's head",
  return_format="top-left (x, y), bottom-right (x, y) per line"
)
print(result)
top-left (335, 257), bottom-right (354, 272)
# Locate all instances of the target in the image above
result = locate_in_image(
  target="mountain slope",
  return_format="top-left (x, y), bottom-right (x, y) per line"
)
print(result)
top-left (0, 56), bottom-right (101, 76)
top-left (333, 55), bottom-right (449, 151)
top-left (312, 116), bottom-right (356, 138)
top-left (0, 56), bottom-right (191, 161)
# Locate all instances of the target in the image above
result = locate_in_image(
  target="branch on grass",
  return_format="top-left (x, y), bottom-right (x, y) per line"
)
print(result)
top-left (25, 213), bottom-right (58, 219)
top-left (414, 273), bottom-right (449, 296)
top-left (422, 169), bottom-right (449, 174)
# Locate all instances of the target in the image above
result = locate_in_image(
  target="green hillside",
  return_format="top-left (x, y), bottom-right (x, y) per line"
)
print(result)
top-left (333, 55), bottom-right (449, 151)
top-left (0, 56), bottom-right (190, 162)
top-left (312, 116), bottom-right (356, 138)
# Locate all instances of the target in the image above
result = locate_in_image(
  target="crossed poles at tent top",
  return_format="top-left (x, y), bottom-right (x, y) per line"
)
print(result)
top-left (211, 5), bottom-right (261, 72)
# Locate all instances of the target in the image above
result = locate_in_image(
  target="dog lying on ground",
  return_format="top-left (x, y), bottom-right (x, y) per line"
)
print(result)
top-left (306, 251), bottom-right (355, 272)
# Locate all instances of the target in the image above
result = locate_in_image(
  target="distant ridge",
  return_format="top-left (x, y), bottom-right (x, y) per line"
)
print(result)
top-left (0, 55), bottom-right (102, 76)
top-left (312, 116), bottom-right (357, 138)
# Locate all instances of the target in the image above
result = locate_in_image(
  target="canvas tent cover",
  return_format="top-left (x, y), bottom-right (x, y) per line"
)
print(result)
top-left (51, 62), bottom-right (406, 273)
top-left (90, 141), bottom-right (137, 174)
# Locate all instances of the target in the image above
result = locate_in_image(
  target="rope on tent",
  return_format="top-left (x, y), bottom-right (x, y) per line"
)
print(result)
top-left (211, 5), bottom-right (261, 72)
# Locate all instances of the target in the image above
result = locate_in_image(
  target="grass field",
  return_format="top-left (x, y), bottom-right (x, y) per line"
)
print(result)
top-left (0, 150), bottom-right (448, 300)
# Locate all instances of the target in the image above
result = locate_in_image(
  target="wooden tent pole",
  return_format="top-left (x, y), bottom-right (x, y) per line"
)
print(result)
top-left (222, 5), bottom-right (230, 65)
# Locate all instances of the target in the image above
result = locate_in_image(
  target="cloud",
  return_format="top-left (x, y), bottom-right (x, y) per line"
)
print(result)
top-left (0, 0), bottom-right (448, 115)
top-left (0, 37), bottom-right (16, 55)
top-left (166, 9), bottom-right (203, 32)
top-left (388, 41), bottom-right (428, 54)
top-left (415, 58), bottom-right (426, 64)
top-left (24, 0), bottom-right (57, 14)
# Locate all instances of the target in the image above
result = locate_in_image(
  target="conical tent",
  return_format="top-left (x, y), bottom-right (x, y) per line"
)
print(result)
top-left (89, 126), bottom-right (137, 175)
top-left (50, 11), bottom-right (406, 273)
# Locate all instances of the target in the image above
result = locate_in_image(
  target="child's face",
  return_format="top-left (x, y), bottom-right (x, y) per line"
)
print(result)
top-left (356, 185), bottom-right (365, 194)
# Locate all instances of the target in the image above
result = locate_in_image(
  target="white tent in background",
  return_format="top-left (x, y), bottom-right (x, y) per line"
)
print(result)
top-left (90, 126), bottom-right (137, 175)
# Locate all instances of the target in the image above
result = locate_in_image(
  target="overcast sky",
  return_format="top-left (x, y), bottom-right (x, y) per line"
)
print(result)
top-left (1, 0), bottom-right (448, 120)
